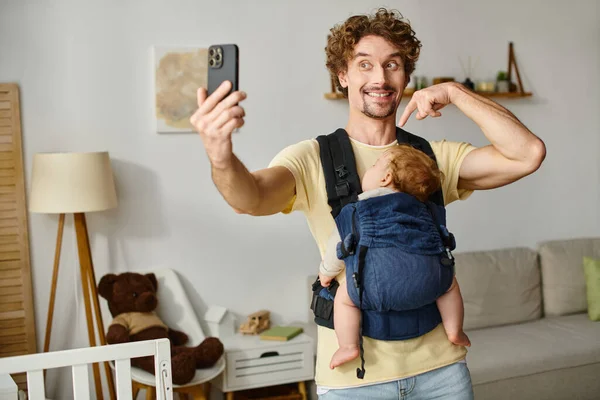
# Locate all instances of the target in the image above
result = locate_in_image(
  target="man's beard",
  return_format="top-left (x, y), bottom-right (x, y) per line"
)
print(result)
top-left (361, 85), bottom-right (398, 119)
top-left (362, 100), bottom-right (397, 119)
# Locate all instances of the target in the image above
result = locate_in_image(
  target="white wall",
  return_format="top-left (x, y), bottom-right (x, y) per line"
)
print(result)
top-left (1, 0), bottom-right (599, 398)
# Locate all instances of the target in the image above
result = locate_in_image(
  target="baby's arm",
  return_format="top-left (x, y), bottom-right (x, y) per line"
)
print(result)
top-left (319, 228), bottom-right (345, 286)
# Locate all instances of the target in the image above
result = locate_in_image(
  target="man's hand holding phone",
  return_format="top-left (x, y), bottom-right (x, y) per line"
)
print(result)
top-left (190, 81), bottom-right (246, 169)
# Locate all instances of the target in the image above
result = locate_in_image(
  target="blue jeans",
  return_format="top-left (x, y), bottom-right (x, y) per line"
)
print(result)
top-left (318, 362), bottom-right (474, 400)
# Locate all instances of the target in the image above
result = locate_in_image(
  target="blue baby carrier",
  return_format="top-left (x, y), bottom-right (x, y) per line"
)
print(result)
top-left (310, 128), bottom-right (456, 379)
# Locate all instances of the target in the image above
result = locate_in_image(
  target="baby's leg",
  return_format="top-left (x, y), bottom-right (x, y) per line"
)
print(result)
top-left (436, 276), bottom-right (471, 347)
top-left (330, 279), bottom-right (361, 369)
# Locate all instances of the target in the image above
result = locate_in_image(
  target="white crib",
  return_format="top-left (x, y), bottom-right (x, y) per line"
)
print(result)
top-left (0, 339), bottom-right (173, 400)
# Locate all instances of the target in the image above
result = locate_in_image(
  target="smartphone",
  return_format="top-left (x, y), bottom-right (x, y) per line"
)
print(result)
top-left (207, 44), bottom-right (239, 97)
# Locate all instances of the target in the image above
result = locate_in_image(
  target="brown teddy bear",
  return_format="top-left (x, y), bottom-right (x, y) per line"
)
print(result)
top-left (98, 272), bottom-right (224, 385)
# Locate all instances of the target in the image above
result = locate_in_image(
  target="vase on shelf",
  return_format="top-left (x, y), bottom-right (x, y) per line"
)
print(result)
top-left (462, 77), bottom-right (475, 90)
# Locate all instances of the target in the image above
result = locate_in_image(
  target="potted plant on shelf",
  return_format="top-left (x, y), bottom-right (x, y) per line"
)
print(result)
top-left (496, 71), bottom-right (510, 93)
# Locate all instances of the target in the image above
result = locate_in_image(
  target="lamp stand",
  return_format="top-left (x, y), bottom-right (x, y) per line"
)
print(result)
top-left (43, 213), bottom-right (116, 400)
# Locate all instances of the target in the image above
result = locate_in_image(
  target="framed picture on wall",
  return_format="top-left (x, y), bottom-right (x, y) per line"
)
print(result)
top-left (153, 46), bottom-right (208, 133)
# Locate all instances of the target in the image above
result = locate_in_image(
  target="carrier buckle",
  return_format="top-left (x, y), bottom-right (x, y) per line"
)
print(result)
top-left (335, 181), bottom-right (350, 197)
top-left (352, 272), bottom-right (360, 289)
top-left (335, 165), bottom-right (349, 179)
top-left (441, 247), bottom-right (455, 267)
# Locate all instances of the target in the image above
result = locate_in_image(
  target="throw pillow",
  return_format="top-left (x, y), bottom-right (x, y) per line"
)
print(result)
top-left (583, 257), bottom-right (600, 321)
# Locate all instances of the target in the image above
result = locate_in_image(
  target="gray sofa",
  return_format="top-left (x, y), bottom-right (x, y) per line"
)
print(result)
top-left (459, 237), bottom-right (600, 400)
top-left (304, 237), bottom-right (600, 399)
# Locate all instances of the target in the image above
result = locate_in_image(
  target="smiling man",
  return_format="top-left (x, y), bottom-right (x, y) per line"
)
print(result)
top-left (191, 8), bottom-right (545, 399)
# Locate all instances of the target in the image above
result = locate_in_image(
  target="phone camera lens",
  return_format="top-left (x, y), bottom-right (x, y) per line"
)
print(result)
top-left (209, 49), bottom-right (215, 57)
top-left (215, 53), bottom-right (222, 61)
top-left (209, 59), bottom-right (214, 67)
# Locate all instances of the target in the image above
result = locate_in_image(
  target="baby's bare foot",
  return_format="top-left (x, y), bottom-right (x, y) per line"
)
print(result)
top-left (330, 346), bottom-right (360, 369)
top-left (448, 331), bottom-right (471, 347)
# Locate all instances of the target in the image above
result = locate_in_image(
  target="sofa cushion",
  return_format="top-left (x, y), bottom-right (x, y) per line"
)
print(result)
top-left (472, 363), bottom-right (600, 400)
top-left (466, 313), bottom-right (600, 385)
top-left (538, 238), bottom-right (600, 316)
top-left (583, 257), bottom-right (600, 321)
top-left (454, 247), bottom-right (541, 330)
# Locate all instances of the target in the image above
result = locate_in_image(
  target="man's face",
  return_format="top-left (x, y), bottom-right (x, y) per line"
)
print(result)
top-left (338, 35), bottom-right (407, 119)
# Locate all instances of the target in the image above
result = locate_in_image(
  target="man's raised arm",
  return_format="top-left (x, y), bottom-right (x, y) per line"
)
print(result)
top-left (191, 81), bottom-right (295, 215)
top-left (399, 82), bottom-right (546, 190)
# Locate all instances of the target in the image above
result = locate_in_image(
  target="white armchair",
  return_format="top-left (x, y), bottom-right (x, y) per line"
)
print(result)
top-left (128, 269), bottom-right (225, 399)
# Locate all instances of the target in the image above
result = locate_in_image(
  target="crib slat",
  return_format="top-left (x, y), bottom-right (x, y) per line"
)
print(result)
top-left (72, 364), bottom-right (90, 400)
top-left (26, 370), bottom-right (45, 400)
top-left (155, 339), bottom-right (173, 400)
top-left (115, 359), bottom-right (133, 400)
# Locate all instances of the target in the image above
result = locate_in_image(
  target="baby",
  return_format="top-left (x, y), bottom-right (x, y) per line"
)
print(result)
top-left (318, 144), bottom-right (471, 370)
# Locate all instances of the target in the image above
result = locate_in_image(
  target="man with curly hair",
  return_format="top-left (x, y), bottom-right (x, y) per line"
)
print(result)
top-left (191, 7), bottom-right (545, 399)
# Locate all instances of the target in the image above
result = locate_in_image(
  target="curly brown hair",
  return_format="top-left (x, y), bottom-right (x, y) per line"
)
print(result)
top-left (384, 145), bottom-right (444, 202)
top-left (325, 8), bottom-right (422, 97)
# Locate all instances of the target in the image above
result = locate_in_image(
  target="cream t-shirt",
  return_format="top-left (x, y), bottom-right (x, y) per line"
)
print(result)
top-left (269, 136), bottom-right (476, 388)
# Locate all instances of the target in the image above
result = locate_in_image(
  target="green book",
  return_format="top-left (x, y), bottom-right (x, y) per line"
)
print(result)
top-left (259, 326), bottom-right (303, 341)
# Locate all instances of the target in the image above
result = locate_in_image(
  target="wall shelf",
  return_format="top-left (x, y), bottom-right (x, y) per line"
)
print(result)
top-left (324, 92), bottom-right (345, 100)
top-left (475, 91), bottom-right (533, 98)
top-left (324, 90), bottom-right (532, 100)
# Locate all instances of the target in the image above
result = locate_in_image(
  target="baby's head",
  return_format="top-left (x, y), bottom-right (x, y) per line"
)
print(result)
top-left (362, 144), bottom-right (443, 202)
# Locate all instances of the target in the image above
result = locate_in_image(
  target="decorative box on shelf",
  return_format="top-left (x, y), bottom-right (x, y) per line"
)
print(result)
top-left (213, 332), bottom-right (314, 399)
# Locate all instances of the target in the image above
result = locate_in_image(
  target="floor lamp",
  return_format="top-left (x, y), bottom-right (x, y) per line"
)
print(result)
top-left (29, 152), bottom-right (118, 400)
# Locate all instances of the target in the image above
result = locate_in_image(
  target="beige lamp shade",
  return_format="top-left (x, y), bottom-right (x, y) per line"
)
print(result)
top-left (29, 151), bottom-right (118, 213)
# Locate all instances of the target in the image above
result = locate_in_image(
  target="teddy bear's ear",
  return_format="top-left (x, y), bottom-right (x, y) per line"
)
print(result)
top-left (145, 273), bottom-right (158, 292)
top-left (98, 274), bottom-right (119, 300)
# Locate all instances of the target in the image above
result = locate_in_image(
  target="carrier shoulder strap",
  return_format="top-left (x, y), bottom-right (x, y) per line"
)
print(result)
top-left (316, 129), bottom-right (362, 218)
top-left (317, 127), bottom-right (444, 218)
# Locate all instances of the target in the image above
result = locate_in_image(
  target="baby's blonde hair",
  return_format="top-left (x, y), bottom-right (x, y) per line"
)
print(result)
top-left (384, 145), bottom-right (444, 202)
